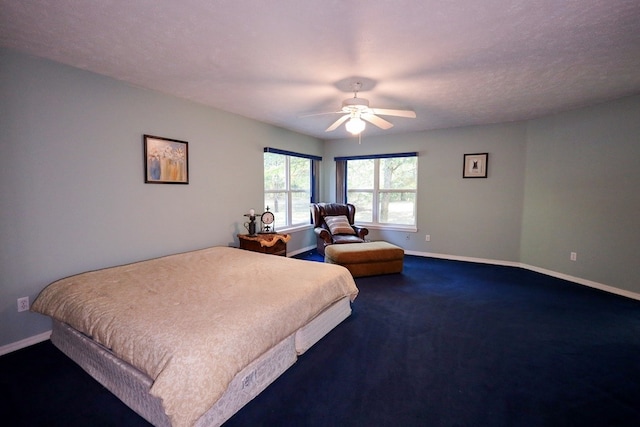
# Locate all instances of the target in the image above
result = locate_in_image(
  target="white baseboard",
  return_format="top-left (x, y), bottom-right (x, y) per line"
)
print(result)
top-left (0, 330), bottom-right (51, 356)
top-left (287, 245), bottom-right (316, 257)
top-left (406, 250), bottom-right (640, 302)
top-left (520, 263), bottom-right (640, 301)
top-left (406, 250), bottom-right (521, 268)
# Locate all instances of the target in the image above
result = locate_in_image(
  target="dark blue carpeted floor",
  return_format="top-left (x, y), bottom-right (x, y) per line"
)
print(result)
top-left (2, 252), bottom-right (639, 426)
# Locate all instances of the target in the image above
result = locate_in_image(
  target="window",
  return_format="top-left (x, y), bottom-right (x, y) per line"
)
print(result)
top-left (264, 148), bottom-right (321, 230)
top-left (336, 152), bottom-right (417, 229)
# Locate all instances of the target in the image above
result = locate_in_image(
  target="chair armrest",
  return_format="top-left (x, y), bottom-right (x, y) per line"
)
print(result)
top-left (314, 227), bottom-right (332, 243)
top-left (353, 226), bottom-right (369, 240)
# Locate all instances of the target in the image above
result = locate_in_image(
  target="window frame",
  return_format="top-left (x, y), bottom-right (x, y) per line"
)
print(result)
top-left (264, 147), bottom-right (321, 231)
top-left (336, 152), bottom-right (418, 232)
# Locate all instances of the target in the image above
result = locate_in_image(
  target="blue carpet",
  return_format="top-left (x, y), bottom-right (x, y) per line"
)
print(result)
top-left (1, 252), bottom-right (639, 426)
top-left (226, 252), bottom-right (640, 426)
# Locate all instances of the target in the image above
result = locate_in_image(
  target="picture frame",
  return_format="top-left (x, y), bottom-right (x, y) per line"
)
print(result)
top-left (463, 153), bottom-right (488, 178)
top-left (144, 134), bottom-right (189, 184)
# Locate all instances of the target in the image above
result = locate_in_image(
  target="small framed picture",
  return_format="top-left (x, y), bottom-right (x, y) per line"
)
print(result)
top-left (144, 135), bottom-right (189, 184)
top-left (463, 153), bottom-right (488, 178)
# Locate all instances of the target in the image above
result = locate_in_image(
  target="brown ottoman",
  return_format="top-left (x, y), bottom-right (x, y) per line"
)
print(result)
top-left (324, 241), bottom-right (404, 278)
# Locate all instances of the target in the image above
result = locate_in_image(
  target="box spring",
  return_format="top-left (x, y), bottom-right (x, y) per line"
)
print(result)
top-left (50, 296), bottom-right (352, 426)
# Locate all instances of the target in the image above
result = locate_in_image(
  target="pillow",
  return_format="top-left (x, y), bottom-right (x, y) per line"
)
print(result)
top-left (324, 215), bottom-right (356, 235)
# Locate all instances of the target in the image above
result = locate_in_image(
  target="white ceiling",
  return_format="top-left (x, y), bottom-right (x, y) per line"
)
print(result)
top-left (2, 0), bottom-right (639, 140)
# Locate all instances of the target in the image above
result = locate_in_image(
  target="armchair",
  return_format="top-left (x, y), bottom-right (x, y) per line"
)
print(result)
top-left (311, 203), bottom-right (369, 256)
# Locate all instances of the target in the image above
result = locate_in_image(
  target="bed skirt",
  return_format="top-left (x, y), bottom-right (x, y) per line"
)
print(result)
top-left (50, 295), bottom-right (352, 426)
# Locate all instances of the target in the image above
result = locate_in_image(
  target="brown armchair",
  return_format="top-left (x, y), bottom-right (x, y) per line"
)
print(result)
top-left (311, 203), bottom-right (369, 256)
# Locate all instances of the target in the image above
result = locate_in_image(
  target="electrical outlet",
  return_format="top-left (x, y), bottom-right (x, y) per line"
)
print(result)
top-left (425, 234), bottom-right (431, 242)
top-left (570, 252), bottom-right (577, 261)
top-left (17, 296), bottom-right (30, 312)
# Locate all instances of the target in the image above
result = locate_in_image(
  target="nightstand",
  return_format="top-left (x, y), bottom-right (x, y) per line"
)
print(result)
top-left (237, 233), bottom-right (291, 256)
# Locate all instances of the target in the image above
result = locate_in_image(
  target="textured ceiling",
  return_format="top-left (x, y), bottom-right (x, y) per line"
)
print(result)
top-left (2, 0), bottom-right (639, 139)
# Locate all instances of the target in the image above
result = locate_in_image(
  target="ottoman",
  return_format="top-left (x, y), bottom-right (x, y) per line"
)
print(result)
top-left (324, 241), bottom-right (404, 278)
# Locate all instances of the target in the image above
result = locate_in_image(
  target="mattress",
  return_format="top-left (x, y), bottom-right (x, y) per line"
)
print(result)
top-left (32, 246), bottom-right (359, 426)
top-left (295, 296), bottom-right (352, 354)
top-left (50, 294), bottom-right (353, 427)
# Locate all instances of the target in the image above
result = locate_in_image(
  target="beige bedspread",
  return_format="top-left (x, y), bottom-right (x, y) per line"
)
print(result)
top-left (32, 246), bottom-right (358, 427)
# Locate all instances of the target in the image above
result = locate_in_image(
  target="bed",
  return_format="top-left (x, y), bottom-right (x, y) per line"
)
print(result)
top-left (31, 246), bottom-right (359, 427)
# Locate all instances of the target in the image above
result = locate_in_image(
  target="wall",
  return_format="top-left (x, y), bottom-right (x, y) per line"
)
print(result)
top-left (0, 49), bottom-right (323, 348)
top-left (323, 123), bottom-right (527, 262)
top-left (521, 96), bottom-right (640, 293)
top-left (2, 46), bottom-right (638, 350)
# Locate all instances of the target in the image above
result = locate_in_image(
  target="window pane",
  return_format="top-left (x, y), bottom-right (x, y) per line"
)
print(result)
top-left (264, 192), bottom-right (287, 230)
top-left (290, 157), bottom-right (311, 190)
top-left (379, 192), bottom-right (416, 225)
top-left (347, 159), bottom-right (374, 189)
top-left (348, 191), bottom-right (373, 222)
top-left (340, 155), bottom-right (417, 227)
top-left (379, 157), bottom-right (417, 189)
top-left (264, 153), bottom-right (286, 191)
top-left (291, 191), bottom-right (311, 225)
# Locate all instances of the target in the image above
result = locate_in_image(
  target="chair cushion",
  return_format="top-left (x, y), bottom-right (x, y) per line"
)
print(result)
top-left (324, 215), bottom-right (356, 235)
top-left (332, 235), bottom-right (365, 244)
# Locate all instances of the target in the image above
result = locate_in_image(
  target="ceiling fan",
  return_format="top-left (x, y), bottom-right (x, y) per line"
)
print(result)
top-left (306, 82), bottom-right (416, 135)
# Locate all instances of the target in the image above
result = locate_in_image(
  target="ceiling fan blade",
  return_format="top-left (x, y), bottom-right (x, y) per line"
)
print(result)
top-left (369, 108), bottom-right (416, 118)
top-left (325, 114), bottom-right (350, 132)
top-left (298, 111), bottom-right (342, 118)
top-left (361, 113), bottom-right (394, 130)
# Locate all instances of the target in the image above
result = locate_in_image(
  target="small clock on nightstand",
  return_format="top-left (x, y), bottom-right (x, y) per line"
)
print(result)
top-left (259, 206), bottom-right (275, 233)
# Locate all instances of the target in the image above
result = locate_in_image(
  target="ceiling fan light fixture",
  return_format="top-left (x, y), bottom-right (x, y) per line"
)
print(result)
top-left (306, 81), bottom-right (415, 134)
top-left (346, 117), bottom-right (366, 135)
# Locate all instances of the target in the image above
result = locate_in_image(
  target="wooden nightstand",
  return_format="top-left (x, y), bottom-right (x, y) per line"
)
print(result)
top-left (238, 233), bottom-right (291, 256)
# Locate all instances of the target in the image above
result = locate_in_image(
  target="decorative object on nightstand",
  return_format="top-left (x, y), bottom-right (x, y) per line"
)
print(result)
top-left (238, 233), bottom-right (290, 256)
top-left (259, 206), bottom-right (275, 233)
top-left (243, 209), bottom-right (257, 236)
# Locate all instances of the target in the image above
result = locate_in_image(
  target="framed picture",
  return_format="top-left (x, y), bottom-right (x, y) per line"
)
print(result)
top-left (463, 153), bottom-right (488, 178)
top-left (144, 134), bottom-right (189, 184)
